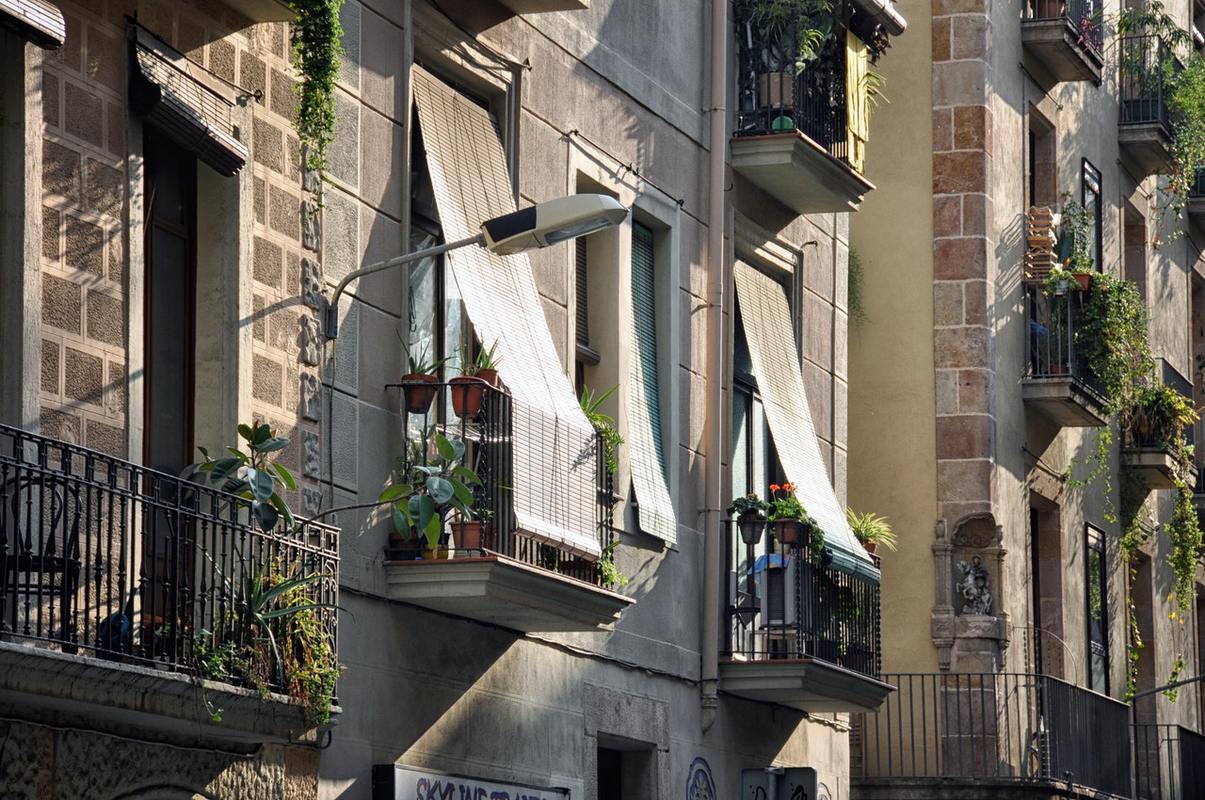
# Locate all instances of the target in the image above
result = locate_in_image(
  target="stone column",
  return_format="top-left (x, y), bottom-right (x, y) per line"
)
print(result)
top-left (0, 33), bottom-right (43, 429)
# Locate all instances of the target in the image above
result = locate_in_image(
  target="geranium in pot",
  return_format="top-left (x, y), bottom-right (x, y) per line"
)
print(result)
top-left (846, 508), bottom-right (896, 556)
top-left (400, 347), bottom-right (447, 416)
top-left (727, 492), bottom-right (770, 546)
top-left (768, 483), bottom-right (804, 545)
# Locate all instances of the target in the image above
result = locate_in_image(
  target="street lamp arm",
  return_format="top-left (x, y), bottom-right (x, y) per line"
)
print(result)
top-left (324, 233), bottom-right (484, 339)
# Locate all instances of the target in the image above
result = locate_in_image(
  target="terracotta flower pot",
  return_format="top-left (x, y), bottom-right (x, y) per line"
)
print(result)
top-left (400, 373), bottom-right (438, 415)
top-left (476, 368), bottom-right (500, 388)
top-left (1073, 272), bottom-right (1091, 292)
top-left (774, 519), bottom-right (801, 546)
top-left (452, 520), bottom-right (484, 552)
top-left (450, 376), bottom-right (487, 419)
top-left (420, 546), bottom-right (452, 561)
top-left (757, 71), bottom-right (793, 109)
top-left (862, 541), bottom-right (877, 556)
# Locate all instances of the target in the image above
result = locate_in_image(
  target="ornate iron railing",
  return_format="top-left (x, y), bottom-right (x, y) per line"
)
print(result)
top-left (733, 0), bottom-right (851, 164)
top-left (0, 423), bottom-right (339, 693)
top-left (723, 520), bottom-right (880, 679)
top-left (1024, 0), bottom-right (1104, 58)
top-left (386, 380), bottom-right (615, 587)
top-left (853, 672), bottom-right (1131, 796)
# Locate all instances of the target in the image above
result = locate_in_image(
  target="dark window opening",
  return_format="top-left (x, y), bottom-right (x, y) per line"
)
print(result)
top-left (1028, 111), bottom-right (1057, 209)
top-left (143, 130), bottom-right (197, 475)
top-left (1081, 159), bottom-right (1103, 272)
top-left (1123, 201), bottom-right (1147, 302)
top-left (1086, 525), bottom-right (1110, 694)
top-left (1029, 499), bottom-right (1065, 679)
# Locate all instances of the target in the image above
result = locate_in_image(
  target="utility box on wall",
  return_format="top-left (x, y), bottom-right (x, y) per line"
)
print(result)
top-left (740, 768), bottom-right (820, 800)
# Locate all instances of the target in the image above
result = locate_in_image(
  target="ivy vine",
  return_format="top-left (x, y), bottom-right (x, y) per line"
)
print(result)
top-left (288, 0), bottom-right (345, 181)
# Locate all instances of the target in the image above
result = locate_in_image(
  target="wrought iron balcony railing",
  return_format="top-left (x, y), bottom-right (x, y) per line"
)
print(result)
top-left (853, 672), bottom-right (1131, 796)
top-left (0, 423), bottom-right (339, 693)
top-left (1120, 35), bottom-right (1177, 133)
top-left (1190, 168), bottom-right (1205, 198)
top-left (1025, 282), bottom-right (1106, 396)
top-left (1023, 0), bottom-right (1104, 57)
top-left (734, 0), bottom-right (851, 165)
top-left (723, 520), bottom-right (880, 679)
top-left (386, 380), bottom-right (615, 588)
top-left (1135, 723), bottom-right (1205, 800)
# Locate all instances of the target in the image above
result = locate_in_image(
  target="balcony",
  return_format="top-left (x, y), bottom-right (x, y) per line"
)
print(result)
top-left (383, 382), bottom-right (631, 632)
top-left (1119, 35), bottom-right (1177, 176)
top-left (1189, 169), bottom-right (1205, 226)
top-left (853, 673), bottom-right (1132, 799)
top-left (721, 521), bottom-right (890, 713)
top-left (1022, 0), bottom-right (1104, 84)
top-left (731, 0), bottom-right (875, 213)
top-left (0, 423), bottom-right (340, 743)
top-left (1023, 283), bottom-right (1109, 427)
top-left (1134, 723), bottom-right (1205, 799)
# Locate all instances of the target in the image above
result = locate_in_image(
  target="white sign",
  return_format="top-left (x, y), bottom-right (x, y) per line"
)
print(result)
top-left (378, 765), bottom-right (570, 800)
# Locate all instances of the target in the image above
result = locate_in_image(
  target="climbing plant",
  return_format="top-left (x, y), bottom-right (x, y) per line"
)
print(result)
top-left (1117, 2), bottom-right (1205, 225)
top-left (288, 0), bottom-right (345, 181)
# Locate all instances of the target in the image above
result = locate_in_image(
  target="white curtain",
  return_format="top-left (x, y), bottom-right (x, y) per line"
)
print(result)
top-left (412, 67), bottom-right (601, 558)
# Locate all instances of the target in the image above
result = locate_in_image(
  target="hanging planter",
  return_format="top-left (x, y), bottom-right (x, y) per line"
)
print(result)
top-left (400, 373), bottom-right (438, 415)
top-left (449, 376), bottom-right (488, 419)
top-left (737, 511), bottom-right (767, 546)
top-left (774, 519), bottom-right (801, 546)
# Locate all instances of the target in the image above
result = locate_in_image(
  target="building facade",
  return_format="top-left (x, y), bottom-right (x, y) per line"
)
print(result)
top-left (0, 0), bottom-right (907, 798)
top-left (850, 0), bottom-right (1205, 797)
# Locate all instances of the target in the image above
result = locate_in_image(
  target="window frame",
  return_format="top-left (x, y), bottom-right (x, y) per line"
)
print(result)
top-left (1081, 158), bottom-right (1103, 273)
top-left (1085, 523), bottom-right (1110, 695)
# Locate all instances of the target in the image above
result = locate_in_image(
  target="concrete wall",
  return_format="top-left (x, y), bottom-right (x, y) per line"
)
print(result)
top-left (851, 0), bottom-right (1205, 732)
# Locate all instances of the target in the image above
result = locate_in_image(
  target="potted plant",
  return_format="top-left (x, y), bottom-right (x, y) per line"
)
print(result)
top-left (768, 483), bottom-right (804, 545)
top-left (400, 347), bottom-right (447, 415)
top-left (379, 432), bottom-right (481, 560)
top-left (451, 490), bottom-right (492, 553)
top-left (449, 342), bottom-right (500, 420)
top-left (595, 538), bottom-right (628, 588)
top-left (727, 493), bottom-right (771, 545)
top-left (1125, 383), bottom-right (1198, 450)
top-left (747, 0), bottom-right (835, 111)
top-left (846, 508), bottom-right (896, 556)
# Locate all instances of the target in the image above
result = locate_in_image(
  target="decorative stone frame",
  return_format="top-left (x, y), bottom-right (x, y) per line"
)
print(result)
top-left (581, 683), bottom-right (670, 800)
top-left (931, 512), bottom-right (1009, 672)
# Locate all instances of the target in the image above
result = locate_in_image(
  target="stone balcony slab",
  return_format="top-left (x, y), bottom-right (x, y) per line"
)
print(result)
top-left (1022, 376), bottom-right (1109, 427)
top-left (1021, 19), bottom-right (1103, 84)
top-left (384, 555), bottom-right (631, 632)
top-left (731, 132), bottom-right (874, 213)
top-left (719, 657), bottom-right (893, 714)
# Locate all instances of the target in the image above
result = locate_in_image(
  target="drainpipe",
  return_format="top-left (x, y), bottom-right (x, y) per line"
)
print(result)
top-left (701, 0), bottom-right (727, 735)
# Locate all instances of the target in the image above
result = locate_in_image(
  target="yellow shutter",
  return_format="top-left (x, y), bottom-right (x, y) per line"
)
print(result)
top-left (846, 31), bottom-right (870, 174)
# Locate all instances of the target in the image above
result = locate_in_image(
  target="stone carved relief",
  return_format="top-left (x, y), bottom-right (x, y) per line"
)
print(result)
top-left (957, 555), bottom-right (993, 615)
top-left (302, 486), bottom-right (323, 518)
top-left (302, 146), bottom-right (321, 194)
top-left (300, 372), bottom-right (321, 421)
top-left (303, 430), bottom-right (321, 478)
top-left (301, 257), bottom-right (324, 311)
top-left (302, 198), bottom-right (321, 252)
top-left (299, 315), bottom-right (322, 366)
top-left (951, 514), bottom-right (997, 548)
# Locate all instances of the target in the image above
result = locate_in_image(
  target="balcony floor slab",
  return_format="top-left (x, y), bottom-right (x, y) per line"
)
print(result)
top-left (1021, 19), bottom-right (1103, 84)
top-left (1121, 446), bottom-right (1193, 491)
top-left (0, 640), bottom-right (329, 746)
top-left (384, 555), bottom-right (632, 632)
top-left (1118, 122), bottom-right (1174, 177)
top-left (719, 657), bottom-right (893, 713)
top-left (1022, 376), bottom-right (1109, 427)
top-left (730, 132), bottom-right (874, 213)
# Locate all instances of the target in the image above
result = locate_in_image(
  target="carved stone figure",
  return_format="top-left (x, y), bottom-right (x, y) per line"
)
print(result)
top-left (300, 372), bottom-right (321, 421)
top-left (302, 146), bottom-right (321, 194)
top-left (957, 555), bottom-right (993, 615)
top-left (302, 486), bottom-right (323, 518)
top-left (301, 257), bottom-right (324, 311)
top-left (302, 199), bottom-right (321, 252)
top-left (299, 314), bottom-right (322, 366)
top-left (302, 430), bottom-right (321, 479)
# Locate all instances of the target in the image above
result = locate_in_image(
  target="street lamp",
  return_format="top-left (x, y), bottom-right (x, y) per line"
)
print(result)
top-left (324, 194), bottom-right (628, 339)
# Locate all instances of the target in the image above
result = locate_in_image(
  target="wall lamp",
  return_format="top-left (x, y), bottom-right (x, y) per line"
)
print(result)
top-left (324, 194), bottom-right (628, 339)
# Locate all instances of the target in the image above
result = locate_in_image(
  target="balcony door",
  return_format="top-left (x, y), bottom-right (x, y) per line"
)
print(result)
top-left (141, 130), bottom-right (197, 658)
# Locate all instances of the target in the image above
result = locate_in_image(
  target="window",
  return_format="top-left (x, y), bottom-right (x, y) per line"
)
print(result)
top-left (1123, 201), bottom-right (1147, 302)
top-left (1086, 525), bottom-right (1109, 694)
top-left (732, 309), bottom-right (783, 503)
top-left (1028, 110), bottom-right (1056, 209)
top-left (575, 236), bottom-right (598, 395)
top-left (596, 743), bottom-right (657, 800)
top-left (143, 130), bottom-right (196, 474)
top-left (631, 221), bottom-right (666, 482)
top-left (1081, 160), bottom-right (1103, 272)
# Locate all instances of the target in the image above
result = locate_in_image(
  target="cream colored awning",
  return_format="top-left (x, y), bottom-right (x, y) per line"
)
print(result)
top-left (733, 261), bottom-right (877, 581)
top-left (412, 66), bottom-right (601, 558)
